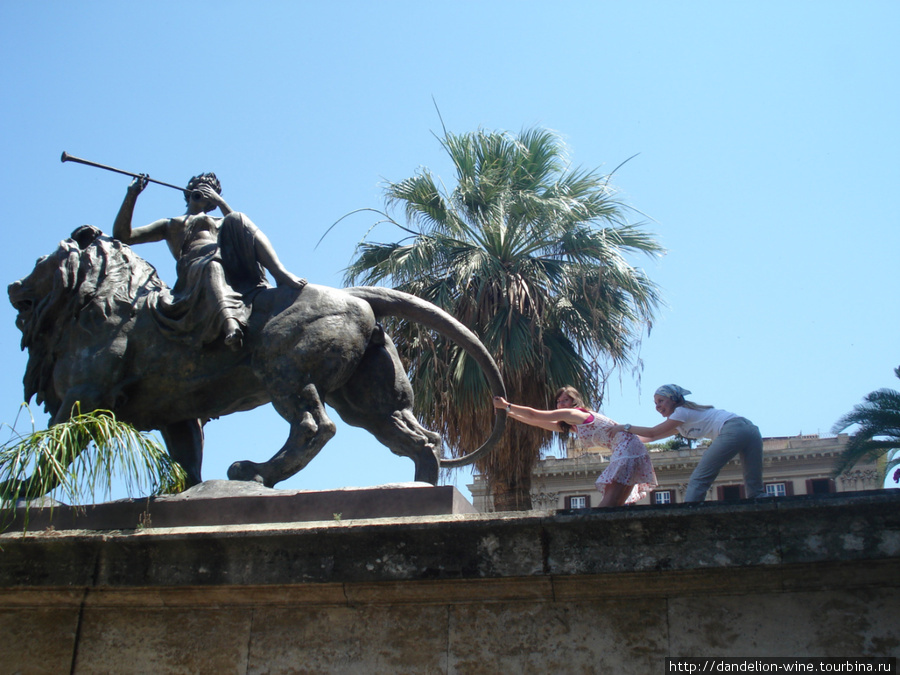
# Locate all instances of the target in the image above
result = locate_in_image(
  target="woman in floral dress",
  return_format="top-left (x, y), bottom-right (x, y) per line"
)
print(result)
top-left (493, 386), bottom-right (657, 507)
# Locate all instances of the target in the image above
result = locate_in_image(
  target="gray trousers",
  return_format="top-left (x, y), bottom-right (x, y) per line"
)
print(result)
top-left (684, 417), bottom-right (765, 502)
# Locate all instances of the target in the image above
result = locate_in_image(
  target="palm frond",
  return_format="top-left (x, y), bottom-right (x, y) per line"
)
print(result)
top-left (0, 405), bottom-right (186, 528)
top-left (832, 436), bottom-right (899, 477)
top-left (831, 369), bottom-right (900, 475)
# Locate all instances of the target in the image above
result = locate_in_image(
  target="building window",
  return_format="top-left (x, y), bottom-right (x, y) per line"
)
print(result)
top-left (766, 483), bottom-right (786, 497)
top-left (566, 495), bottom-right (589, 509)
top-left (652, 490), bottom-right (673, 505)
top-left (717, 485), bottom-right (744, 501)
top-left (806, 478), bottom-right (836, 495)
top-left (764, 481), bottom-right (793, 497)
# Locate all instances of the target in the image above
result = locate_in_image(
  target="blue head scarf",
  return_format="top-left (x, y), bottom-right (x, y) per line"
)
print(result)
top-left (655, 384), bottom-right (692, 403)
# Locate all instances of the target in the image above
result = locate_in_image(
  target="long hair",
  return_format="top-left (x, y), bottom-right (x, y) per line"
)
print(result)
top-left (556, 385), bottom-right (592, 433)
top-left (667, 393), bottom-right (713, 411)
top-left (680, 400), bottom-right (714, 411)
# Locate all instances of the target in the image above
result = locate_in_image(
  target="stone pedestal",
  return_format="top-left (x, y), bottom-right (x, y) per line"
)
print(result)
top-left (8, 480), bottom-right (475, 531)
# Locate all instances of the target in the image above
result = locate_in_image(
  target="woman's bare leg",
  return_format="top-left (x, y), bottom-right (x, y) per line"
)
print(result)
top-left (599, 481), bottom-right (632, 507)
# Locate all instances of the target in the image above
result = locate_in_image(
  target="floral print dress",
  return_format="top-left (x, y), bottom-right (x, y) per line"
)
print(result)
top-left (576, 412), bottom-right (658, 504)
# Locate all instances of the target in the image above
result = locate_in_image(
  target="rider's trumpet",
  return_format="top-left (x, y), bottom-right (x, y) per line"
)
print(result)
top-left (61, 151), bottom-right (191, 196)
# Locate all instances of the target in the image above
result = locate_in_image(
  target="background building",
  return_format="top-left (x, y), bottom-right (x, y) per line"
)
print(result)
top-left (469, 433), bottom-right (884, 512)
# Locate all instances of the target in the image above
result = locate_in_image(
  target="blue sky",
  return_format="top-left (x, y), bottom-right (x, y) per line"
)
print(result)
top-left (1, 1), bottom-right (898, 502)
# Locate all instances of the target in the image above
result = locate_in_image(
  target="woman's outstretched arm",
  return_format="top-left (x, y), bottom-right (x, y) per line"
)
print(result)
top-left (610, 419), bottom-right (682, 441)
top-left (493, 396), bottom-right (591, 432)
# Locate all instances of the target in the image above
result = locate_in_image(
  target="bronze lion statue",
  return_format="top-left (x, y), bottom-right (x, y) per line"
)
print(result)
top-left (6, 226), bottom-right (506, 495)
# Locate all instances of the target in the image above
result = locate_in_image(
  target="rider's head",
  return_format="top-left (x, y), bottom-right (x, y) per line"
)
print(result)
top-left (184, 172), bottom-right (222, 207)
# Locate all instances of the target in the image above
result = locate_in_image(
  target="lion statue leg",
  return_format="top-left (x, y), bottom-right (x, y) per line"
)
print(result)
top-left (325, 333), bottom-right (441, 485)
top-left (227, 383), bottom-right (337, 487)
top-left (160, 419), bottom-right (204, 487)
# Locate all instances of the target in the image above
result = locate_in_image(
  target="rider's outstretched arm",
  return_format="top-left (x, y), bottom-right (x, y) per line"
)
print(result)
top-left (113, 177), bottom-right (170, 245)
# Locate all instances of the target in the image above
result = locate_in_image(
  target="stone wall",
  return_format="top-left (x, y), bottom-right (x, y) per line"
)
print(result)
top-left (1, 489), bottom-right (898, 673)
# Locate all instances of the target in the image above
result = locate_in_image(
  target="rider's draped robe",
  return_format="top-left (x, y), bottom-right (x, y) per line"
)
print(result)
top-left (151, 213), bottom-right (268, 347)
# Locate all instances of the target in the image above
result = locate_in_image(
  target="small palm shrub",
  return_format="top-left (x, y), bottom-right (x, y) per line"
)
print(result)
top-left (0, 404), bottom-right (186, 520)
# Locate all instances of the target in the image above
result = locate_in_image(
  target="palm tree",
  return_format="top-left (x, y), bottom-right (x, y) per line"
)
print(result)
top-left (832, 366), bottom-right (900, 476)
top-left (344, 126), bottom-right (663, 510)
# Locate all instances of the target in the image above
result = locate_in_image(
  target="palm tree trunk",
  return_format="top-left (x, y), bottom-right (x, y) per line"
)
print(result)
top-left (489, 473), bottom-right (533, 511)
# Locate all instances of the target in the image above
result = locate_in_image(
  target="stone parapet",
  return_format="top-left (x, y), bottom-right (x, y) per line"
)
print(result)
top-left (0, 489), bottom-right (897, 673)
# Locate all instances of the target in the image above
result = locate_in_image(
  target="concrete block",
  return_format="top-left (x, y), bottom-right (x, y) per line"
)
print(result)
top-left (447, 599), bottom-right (668, 674)
top-left (73, 606), bottom-right (253, 674)
top-left (667, 586), bottom-right (900, 657)
top-left (246, 605), bottom-right (448, 674)
top-left (0, 606), bottom-right (79, 674)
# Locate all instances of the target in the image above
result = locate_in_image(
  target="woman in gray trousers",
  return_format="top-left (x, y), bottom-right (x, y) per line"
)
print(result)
top-left (610, 384), bottom-right (766, 502)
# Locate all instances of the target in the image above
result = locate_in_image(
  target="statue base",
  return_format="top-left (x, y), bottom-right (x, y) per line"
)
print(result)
top-left (8, 480), bottom-right (476, 531)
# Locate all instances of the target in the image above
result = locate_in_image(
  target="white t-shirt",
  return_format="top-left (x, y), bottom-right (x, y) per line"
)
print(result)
top-left (669, 406), bottom-right (738, 440)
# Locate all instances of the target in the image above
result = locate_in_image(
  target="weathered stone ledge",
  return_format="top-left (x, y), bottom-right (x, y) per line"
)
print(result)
top-left (0, 558), bottom-right (895, 611)
top-left (2, 489), bottom-right (897, 592)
